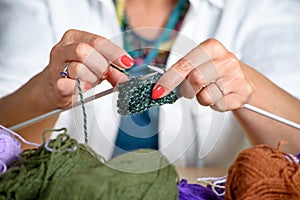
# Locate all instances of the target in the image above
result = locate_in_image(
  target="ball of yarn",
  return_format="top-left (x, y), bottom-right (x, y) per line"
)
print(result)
top-left (0, 133), bottom-right (179, 200)
top-left (177, 179), bottom-right (222, 200)
top-left (225, 144), bottom-right (300, 200)
top-left (0, 128), bottom-right (21, 174)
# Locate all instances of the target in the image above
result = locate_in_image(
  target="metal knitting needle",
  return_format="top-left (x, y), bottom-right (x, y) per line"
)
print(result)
top-left (109, 63), bottom-right (135, 78)
top-left (244, 104), bottom-right (300, 130)
top-left (9, 63), bottom-right (125, 131)
top-left (8, 66), bottom-right (159, 131)
top-left (148, 65), bottom-right (300, 130)
top-left (9, 87), bottom-right (116, 131)
top-left (9, 63), bottom-right (122, 131)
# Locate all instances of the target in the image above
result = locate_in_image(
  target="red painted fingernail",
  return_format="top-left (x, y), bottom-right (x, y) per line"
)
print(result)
top-left (120, 55), bottom-right (134, 68)
top-left (151, 85), bottom-right (164, 100)
top-left (104, 69), bottom-right (111, 77)
top-left (84, 83), bottom-right (92, 91)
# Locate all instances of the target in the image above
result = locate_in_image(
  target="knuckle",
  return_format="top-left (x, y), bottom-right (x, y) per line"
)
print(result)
top-left (203, 38), bottom-right (226, 56)
top-left (91, 36), bottom-right (106, 48)
top-left (206, 38), bottom-right (221, 47)
top-left (50, 44), bottom-right (60, 59)
top-left (224, 102), bottom-right (239, 111)
top-left (63, 29), bottom-right (77, 40)
top-left (176, 58), bottom-right (195, 74)
top-left (188, 69), bottom-right (207, 87)
top-left (234, 100), bottom-right (244, 109)
top-left (235, 71), bottom-right (246, 82)
top-left (243, 83), bottom-right (254, 98)
top-left (197, 90), bottom-right (211, 106)
top-left (211, 103), bottom-right (225, 112)
top-left (215, 98), bottom-right (238, 112)
top-left (226, 52), bottom-right (239, 66)
top-left (74, 42), bottom-right (91, 61)
top-left (235, 71), bottom-right (249, 88)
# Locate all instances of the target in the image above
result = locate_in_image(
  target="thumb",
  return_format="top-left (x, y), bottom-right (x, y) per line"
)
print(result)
top-left (151, 44), bottom-right (211, 100)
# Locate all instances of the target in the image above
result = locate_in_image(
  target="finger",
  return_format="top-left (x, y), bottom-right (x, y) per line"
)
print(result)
top-left (197, 82), bottom-right (225, 106)
top-left (55, 78), bottom-right (77, 107)
top-left (179, 60), bottom-right (221, 98)
top-left (210, 77), bottom-right (252, 112)
top-left (211, 93), bottom-right (245, 112)
top-left (67, 61), bottom-right (99, 85)
top-left (106, 67), bottom-right (129, 87)
top-left (65, 60), bottom-right (128, 88)
top-left (55, 78), bottom-right (93, 107)
top-left (53, 42), bottom-right (110, 77)
top-left (152, 39), bottom-right (227, 99)
top-left (179, 79), bottom-right (195, 99)
top-left (58, 29), bottom-right (134, 69)
top-left (191, 52), bottom-right (245, 100)
top-left (152, 49), bottom-right (207, 99)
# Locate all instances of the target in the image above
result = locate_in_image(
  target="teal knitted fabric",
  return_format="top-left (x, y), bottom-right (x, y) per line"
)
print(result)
top-left (117, 74), bottom-right (178, 115)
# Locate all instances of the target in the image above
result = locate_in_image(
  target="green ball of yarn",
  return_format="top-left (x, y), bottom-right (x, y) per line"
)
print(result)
top-left (44, 150), bottom-right (179, 200)
top-left (0, 130), bottom-right (179, 200)
top-left (117, 74), bottom-right (178, 115)
top-left (0, 132), bottom-right (102, 200)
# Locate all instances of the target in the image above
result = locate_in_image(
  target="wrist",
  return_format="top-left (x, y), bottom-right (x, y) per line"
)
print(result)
top-left (30, 69), bottom-right (59, 113)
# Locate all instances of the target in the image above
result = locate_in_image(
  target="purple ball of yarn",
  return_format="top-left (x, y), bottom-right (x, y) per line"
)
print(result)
top-left (177, 179), bottom-right (223, 200)
top-left (0, 128), bottom-right (21, 174)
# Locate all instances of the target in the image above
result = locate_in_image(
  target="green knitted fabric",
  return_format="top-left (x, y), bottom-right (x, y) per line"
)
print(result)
top-left (117, 74), bottom-right (178, 115)
top-left (0, 131), bottom-right (179, 200)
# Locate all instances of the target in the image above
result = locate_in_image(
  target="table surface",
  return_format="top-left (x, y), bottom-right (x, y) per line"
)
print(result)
top-left (176, 167), bottom-right (228, 183)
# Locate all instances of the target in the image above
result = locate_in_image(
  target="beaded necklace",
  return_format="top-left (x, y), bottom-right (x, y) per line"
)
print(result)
top-left (112, 0), bottom-right (190, 157)
top-left (114, 0), bottom-right (190, 75)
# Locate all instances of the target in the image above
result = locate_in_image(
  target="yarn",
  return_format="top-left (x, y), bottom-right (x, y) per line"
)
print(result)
top-left (0, 125), bottom-right (39, 174)
top-left (178, 179), bottom-right (222, 200)
top-left (0, 127), bottom-right (20, 174)
top-left (117, 74), bottom-right (178, 115)
top-left (197, 176), bottom-right (226, 197)
top-left (77, 78), bottom-right (88, 144)
top-left (0, 131), bottom-right (179, 200)
top-left (225, 144), bottom-right (300, 200)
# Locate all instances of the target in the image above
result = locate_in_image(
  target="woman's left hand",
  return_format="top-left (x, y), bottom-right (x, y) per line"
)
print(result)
top-left (151, 38), bottom-right (253, 112)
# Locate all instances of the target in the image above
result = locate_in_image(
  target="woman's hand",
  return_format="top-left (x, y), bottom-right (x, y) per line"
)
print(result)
top-left (41, 29), bottom-right (134, 109)
top-left (151, 38), bottom-right (253, 112)
top-left (1, 29), bottom-right (134, 145)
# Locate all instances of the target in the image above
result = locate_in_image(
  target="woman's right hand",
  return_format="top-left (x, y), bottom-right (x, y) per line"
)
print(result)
top-left (41, 29), bottom-right (134, 110)
top-left (2, 29), bottom-right (134, 141)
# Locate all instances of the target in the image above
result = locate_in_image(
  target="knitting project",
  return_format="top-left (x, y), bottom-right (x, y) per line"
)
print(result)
top-left (117, 74), bottom-right (178, 115)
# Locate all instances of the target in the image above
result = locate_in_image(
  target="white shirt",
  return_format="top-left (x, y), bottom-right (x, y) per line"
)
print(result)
top-left (0, 0), bottom-right (299, 167)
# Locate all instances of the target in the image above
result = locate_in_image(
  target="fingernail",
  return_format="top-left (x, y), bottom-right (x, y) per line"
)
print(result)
top-left (151, 85), bottom-right (164, 100)
top-left (104, 69), bottom-right (111, 77)
top-left (84, 83), bottom-right (92, 91)
top-left (120, 55), bottom-right (134, 68)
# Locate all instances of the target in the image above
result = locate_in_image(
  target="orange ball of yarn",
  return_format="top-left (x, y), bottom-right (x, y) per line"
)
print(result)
top-left (225, 144), bottom-right (300, 200)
